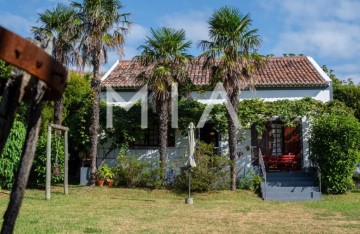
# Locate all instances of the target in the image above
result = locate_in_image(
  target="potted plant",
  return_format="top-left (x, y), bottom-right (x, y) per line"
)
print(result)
top-left (96, 165), bottom-right (107, 187)
top-left (97, 164), bottom-right (115, 187)
top-left (105, 166), bottom-right (115, 187)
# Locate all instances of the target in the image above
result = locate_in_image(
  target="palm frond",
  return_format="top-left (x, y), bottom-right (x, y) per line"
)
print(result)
top-left (198, 6), bottom-right (264, 95)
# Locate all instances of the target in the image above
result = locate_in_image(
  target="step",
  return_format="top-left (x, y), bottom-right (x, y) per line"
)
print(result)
top-left (261, 185), bottom-right (321, 200)
top-left (267, 177), bottom-right (316, 182)
top-left (265, 181), bottom-right (316, 187)
top-left (266, 172), bottom-right (314, 177)
top-left (266, 173), bottom-right (317, 179)
top-left (261, 185), bottom-right (320, 193)
top-left (263, 191), bottom-right (321, 198)
top-left (263, 195), bottom-right (321, 201)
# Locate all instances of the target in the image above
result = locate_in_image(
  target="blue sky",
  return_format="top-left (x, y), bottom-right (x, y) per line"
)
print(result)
top-left (1, 0), bottom-right (360, 83)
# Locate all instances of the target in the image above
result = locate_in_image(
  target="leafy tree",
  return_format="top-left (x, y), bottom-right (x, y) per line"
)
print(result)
top-left (0, 120), bottom-right (26, 189)
top-left (133, 27), bottom-right (192, 181)
top-left (72, 0), bottom-right (131, 184)
top-left (0, 60), bottom-right (12, 78)
top-left (333, 81), bottom-right (360, 120)
top-left (30, 72), bottom-right (92, 186)
top-left (32, 3), bottom-right (81, 126)
top-left (63, 72), bottom-right (92, 155)
top-left (322, 65), bottom-right (360, 120)
top-left (310, 112), bottom-right (360, 194)
top-left (198, 6), bottom-right (263, 190)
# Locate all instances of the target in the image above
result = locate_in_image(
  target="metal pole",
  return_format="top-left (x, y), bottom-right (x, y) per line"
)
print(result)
top-left (188, 169), bottom-right (191, 198)
top-left (64, 130), bottom-right (69, 195)
top-left (45, 125), bottom-right (52, 200)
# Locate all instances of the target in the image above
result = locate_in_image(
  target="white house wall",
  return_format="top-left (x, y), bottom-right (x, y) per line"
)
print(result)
top-left (101, 86), bottom-right (331, 108)
top-left (97, 129), bottom-right (188, 167)
top-left (99, 86), bottom-right (327, 175)
top-left (98, 119), bottom-right (313, 178)
top-left (191, 87), bottom-right (331, 104)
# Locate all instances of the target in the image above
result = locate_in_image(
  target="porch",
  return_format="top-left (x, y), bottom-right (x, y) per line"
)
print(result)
top-left (251, 120), bottom-right (303, 172)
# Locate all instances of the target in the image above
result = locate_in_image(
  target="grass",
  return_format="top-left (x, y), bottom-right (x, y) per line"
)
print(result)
top-left (1, 186), bottom-right (360, 233)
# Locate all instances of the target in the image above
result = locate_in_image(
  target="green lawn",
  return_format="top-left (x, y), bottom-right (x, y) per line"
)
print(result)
top-left (1, 186), bottom-right (360, 233)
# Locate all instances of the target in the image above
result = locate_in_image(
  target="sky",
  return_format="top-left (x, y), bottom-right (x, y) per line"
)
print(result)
top-left (1, 0), bottom-right (360, 83)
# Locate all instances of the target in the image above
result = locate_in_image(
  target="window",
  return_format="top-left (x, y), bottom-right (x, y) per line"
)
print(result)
top-left (251, 121), bottom-right (302, 157)
top-left (270, 123), bottom-right (283, 156)
top-left (199, 122), bottom-right (219, 147)
top-left (131, 124), bottom-right (175, 147)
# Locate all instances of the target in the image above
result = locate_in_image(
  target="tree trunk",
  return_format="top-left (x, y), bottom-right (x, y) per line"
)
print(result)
top-left (158, 98), bottom-right (169, 183)
top-left (53, 97), bottom-right (64, 125)
top-left (228, 93), bottom-right (239, 191)
top-left (1, 79), bottom-right (45, 234)
top-left (53, 57), bottom-right (65, 127)
top-left (0, 72), bottom-right (30, 155)
top-left (89, 54), bottom-right (101, 186)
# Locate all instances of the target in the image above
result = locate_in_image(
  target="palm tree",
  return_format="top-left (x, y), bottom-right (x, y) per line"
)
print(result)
top-left (134, 27), bottom-right (192, 181)
top-left (198, 6), bottom-right (263, 190)
top-left (71, 0), bottom-right (131, 184)
top-left (32, 3), bottom-right (80, 125)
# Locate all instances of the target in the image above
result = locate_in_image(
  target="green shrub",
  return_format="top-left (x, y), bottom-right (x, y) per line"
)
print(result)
top-left (309, 113), bottom-right (360, 194)
top-left (238, 168), bottom-right (263, 193)
top-left (114, 145), bottom-right (162, 188)
top-left (0, 120), bottom-right (26, 189)
top-left (97, 164), bottom-right (114, 180)
top-left (32, 132), bottom-right (65, 185)
top-left (174, 141), bottom-right (229, 192)
top-left (0, 59), bottom-right (12, 79)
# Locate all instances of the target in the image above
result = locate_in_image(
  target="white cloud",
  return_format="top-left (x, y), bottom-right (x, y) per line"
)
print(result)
top-left (159, 11), bottom-right (209, 43)
top-left (267, 0), bottom-right (360, 58)
top-left (272, 0), bottom-right (360, 22)
top-left (337, 73), bottom-right (360, 84)
top-left (126, 23), bottom-right (147, 44)
top-left (335, 0), bottom-right (360, 21)
top-left (333, 64), bottom-right (360, 83)
top-left (273, 21), bottom-right (360, 59)
top-left (259, 0), bottom-right (360, 82)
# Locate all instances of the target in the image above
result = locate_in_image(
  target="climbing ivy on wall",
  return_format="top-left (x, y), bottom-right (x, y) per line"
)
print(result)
top-left (100, 97), bottom-right (355, 147)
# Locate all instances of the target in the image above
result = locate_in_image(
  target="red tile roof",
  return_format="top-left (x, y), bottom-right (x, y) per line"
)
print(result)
top-left (101, 56), bottom-right (329, 88)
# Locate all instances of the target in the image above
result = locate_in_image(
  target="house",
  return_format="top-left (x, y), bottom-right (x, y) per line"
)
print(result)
top-left (100, 56), bottom-right (332, 200)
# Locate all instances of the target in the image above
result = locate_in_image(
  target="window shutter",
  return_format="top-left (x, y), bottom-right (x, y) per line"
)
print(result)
top-left (283, 124), bottom-right (301, 156)
top-left (251, 124), bottom-right (257, 147)
top-left (251, 124), bottom-right (259, 158)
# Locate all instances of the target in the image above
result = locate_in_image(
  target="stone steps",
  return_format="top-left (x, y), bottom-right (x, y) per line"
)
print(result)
top-left (261, 172), bottom-right (321, 201)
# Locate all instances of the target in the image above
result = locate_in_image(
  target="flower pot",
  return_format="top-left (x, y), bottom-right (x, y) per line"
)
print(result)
top-left (96, 180), bottom-right (104, 187)
top-left (52, 165), bottom-right (61, 177)
top-left (106, 180), bottom-right (114, 187)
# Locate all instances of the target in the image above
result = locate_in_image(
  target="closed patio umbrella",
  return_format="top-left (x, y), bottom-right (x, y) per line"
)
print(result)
top-left (185, 122), bottom-right (196, 204)
top-left (188, 122), bottom-right (196, 168)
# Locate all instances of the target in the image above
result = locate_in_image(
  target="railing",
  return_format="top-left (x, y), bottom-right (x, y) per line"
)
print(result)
top-left (258, 148), bottom-right (267, 198)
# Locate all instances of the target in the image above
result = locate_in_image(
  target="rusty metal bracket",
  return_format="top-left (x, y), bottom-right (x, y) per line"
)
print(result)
top-left (0, 26), bottom-right (67, 100)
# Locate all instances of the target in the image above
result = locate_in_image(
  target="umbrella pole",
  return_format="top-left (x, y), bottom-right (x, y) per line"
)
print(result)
top-left (188, 169), bottom-right (191, 198)
top-left (185, 168), bottom-right (193, 204)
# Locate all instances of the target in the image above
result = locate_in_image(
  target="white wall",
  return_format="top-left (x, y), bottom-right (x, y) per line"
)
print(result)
top-left (97, 129), bottom-right (188, 167)
top-left (191, 87), bottom-right (331, 104)
top-left (98, 118), bottom-right (313, 179)
top-left (99, 86), bottom-right (326, 176)
top-left (101, 86), bottom-right (331, 107)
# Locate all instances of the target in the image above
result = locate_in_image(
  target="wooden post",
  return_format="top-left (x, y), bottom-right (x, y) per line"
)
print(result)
top-left (1, 79), bottom-right (46, 234)
top-left (0, 72), bottom-right (30, 155)
top-left (64, 130), bottom-right (68, 195)
top-left (46, 124), bottom-right (69, 199)
top-left (45, 125), bottom-right (52, 200)
top-left (0, 31), bottom-right (68, 234)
